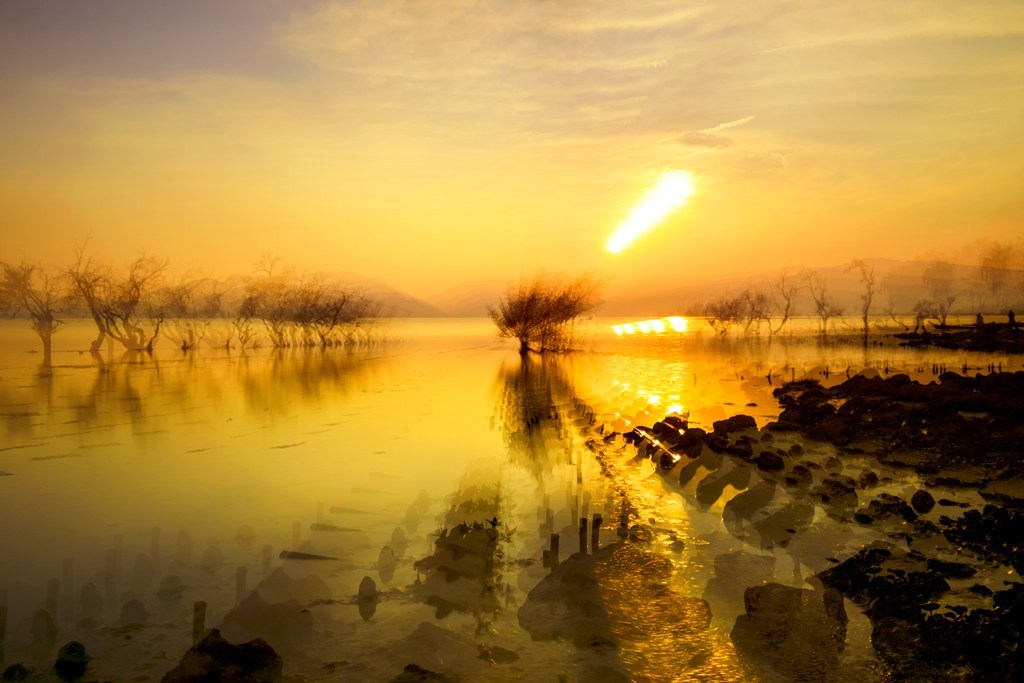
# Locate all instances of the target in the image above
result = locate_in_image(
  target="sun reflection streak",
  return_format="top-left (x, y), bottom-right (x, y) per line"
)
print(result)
top-left (606, 170), bottom-right (695, 253)
top-left (610, 316), bottom-right (690, 336)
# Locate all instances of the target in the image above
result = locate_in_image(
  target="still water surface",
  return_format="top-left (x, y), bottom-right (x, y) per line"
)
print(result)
top-left (0, 318), bottom-right (1017, 681)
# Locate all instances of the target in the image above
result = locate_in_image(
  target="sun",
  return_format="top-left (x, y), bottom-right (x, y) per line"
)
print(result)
top-left (606, 170), bottom-right (696, 253)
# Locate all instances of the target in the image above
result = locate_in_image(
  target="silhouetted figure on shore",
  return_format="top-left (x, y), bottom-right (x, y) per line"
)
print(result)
top-left (976, 313), bottom-right (984, 330)
top-left (1009, 310), bottom-right (1017, 329)
top-left (913, 310), bottom-right (925, 333)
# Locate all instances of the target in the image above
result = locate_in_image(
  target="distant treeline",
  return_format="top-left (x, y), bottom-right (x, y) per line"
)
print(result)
top-left (696, 247), bottom-right (1024, 337)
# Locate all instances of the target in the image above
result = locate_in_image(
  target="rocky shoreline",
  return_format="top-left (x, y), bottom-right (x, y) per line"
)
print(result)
top-left (627, 369), bottom-right (1024, 681)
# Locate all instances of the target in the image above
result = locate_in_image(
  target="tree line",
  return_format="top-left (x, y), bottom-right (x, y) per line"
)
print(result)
top-left (699, 244), bottom-right (1024, 338)
top-left (0, 249), bottom-right (383, 365)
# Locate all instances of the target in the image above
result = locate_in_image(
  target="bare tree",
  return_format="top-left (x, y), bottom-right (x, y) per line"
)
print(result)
top-left (805, 270), bottom-right (844, 335)
top-left (705, 294), bottom-right (744, 335)
top-left (845, 259), bottom-right (877, 340)
top-left (66, 247), bottom-right (167, 352)
top-left (238, 259), bottom-right (384, 349)
top-left (769, 269), bottom-right (802, 335)
top-left (0, 261), bottom-right (65, 365)
top-left (979, 242), bottom-right (1013, 308)
top-left (489, 273), bottom-right (601, 354)
top-left (159, 278), bottom-right (224, 350)
top-left (704, 288), bottom-right (771, 335)
top-left (921, 260), bottom-right (957, 327)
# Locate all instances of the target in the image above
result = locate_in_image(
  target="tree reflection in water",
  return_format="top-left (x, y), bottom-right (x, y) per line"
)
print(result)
top-left (493, 354), bottom-right (580, 478)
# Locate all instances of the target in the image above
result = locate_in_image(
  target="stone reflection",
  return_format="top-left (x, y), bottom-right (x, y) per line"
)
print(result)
top-left (493, 354), bottom-right (579, 477)
top-left (414, 471), bottom-right (510, 635)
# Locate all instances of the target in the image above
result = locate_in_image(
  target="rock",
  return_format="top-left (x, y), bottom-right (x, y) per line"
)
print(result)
top-left (713, 414), bottom-right (757, 435)
top-left (784, 465), bottom-right (813, 488)
top-left (219, 592), bottom-right (316, 655)
top-left (160, 629), bottom-right (282, 683)
top-left (856, 470), bottom-right (879, 488)
top-left (853, 494), bottom-right (917, 525)
top-left (54, 641), bottom-right (89, 682)
top-left (388, 663), bottom-right (457, 683)
top-left (677, 428), bottom-right (706, 457)
top-left (120, 598), bottom-right (148, 626)
top-left (157, 574), bottom-right (185, 601)
top-left (730, 583), bottom-right (848, 678)
top-left (910, 489), bottom-right (935, 514)
top-left (754, 451), bottom-right (784, 472)
top-left (1, 664), bottom-right (32, 681)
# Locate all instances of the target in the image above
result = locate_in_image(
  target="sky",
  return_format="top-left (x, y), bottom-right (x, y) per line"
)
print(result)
top-left (2, 0), bottom-right (1023, 298)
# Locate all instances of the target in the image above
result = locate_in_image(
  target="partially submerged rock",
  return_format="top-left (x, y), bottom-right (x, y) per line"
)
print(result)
top-left (161, 629), bottom-right (282, 683)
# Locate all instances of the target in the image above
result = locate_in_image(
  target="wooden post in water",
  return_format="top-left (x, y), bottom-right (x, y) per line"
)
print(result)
top-left (578, 517), bottom-right (588, 554)
top-left (261, 545), bottom-right (273, 577)
top-left (591, 514), bottom-right (603, 551)
top-left (192, 601), bottom-right (207, 644)
top-left (235, 566), bottom-right (247, 604)
top-left (549, 534), bottom-right (559, 570)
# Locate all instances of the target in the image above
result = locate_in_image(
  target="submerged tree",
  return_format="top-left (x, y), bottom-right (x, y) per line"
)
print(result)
top-left (769, 269), bottom-right (802, 335)
top-left (921, 260), bottom-right (958, 327)
top-left (65, 247), bottom-right (167, 352)
top-left (489, 273), bottom-right (601, 354)
top-left (846, 259), bottom-right (877, 340)
top-left (237, 256), bottom-right (384, 349)
top-left (805, 270), bottom-right (844, 335)
top-left (0, 261), bottom-right (65, 365)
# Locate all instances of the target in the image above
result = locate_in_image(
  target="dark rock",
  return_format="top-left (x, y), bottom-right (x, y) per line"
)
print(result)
top-left (856, 470), bottom-right (879, 488)
top-left (54, 641), bottom-right (89, 682)
top-left (157, 575), bottom-right (185, 601)
top-left (120, 598), bottom-right (148, 626)
top-left (910, 489), bottom-right (935, 514)
top-left (160, 629), bottom-right (282, 683)
top-left (754, 451), bottom-right (784, 472)
top-left (713, 414), bottom-right (757, 435)
top-left (784, 464), bottom-right (813, 488)
top-left (2, 664), bottom-right (32, 681)
top-left (726, 439), bottom-right (754, 459)
top-left (389, 663), bottom-right (457, 683)
top-left (677, 428), bottom-right (706, 457)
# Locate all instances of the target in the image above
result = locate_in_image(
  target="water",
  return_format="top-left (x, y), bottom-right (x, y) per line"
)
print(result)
top-left (0, 317), bottom-right (1019, 681)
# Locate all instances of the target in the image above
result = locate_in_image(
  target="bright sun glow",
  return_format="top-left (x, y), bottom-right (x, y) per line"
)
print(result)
top-left (606, 170), bottom-right (695, 253)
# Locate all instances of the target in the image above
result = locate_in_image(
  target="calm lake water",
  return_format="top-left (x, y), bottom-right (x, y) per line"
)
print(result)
top-left (0, 317), bottom-right (1019, 681)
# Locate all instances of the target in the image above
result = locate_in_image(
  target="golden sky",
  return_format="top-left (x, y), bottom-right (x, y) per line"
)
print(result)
top-left (2, 0), bottom-right (1023, 296)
